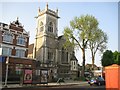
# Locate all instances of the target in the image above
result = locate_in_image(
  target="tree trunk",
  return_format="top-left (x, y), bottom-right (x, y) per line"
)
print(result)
top-left (92, 54), bottom-right (95, 70)
top-left (81, 48), bottom-right (85, 77)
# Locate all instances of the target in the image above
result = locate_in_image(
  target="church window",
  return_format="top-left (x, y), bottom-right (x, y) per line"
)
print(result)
top-left (39, 21), bottom-right (44, 32)
top-left (74, 67), bottom-right (76, 69)
top-left (48, 22), bottom-right (53, 32)
top-left (48, 52), bottom-right (53, 60)
top-left (66, 52), bottom-right (68, 62)
top-left (74, 61), bottom-right (76, 65)
top-left (61, 48), bottom-right (68, 64)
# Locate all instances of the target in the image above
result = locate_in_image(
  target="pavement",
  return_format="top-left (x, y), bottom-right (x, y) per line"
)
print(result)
top-left (1, 80), bottom-right (88, 89)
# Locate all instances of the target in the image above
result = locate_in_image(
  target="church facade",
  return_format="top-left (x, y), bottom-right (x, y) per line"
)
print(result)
top-left (29, 4), bottom-right (80, 81)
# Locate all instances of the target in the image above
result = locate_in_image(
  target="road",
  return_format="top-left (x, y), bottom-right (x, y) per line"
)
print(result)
top-left (51, 84), bottom-right (105, 90)
top-left (1, 83), bottom-right (105, 90)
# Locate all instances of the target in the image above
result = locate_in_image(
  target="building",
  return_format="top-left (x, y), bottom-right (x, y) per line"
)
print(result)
top-left (84, 64), bottom-right (102, 77)
top-left (28, 4), bottom-right (80, 81)
top-left (28, 44), bottom-right (34, 59)
top-left (70, 51), bottom-right (80, 79)
top-left (0, 18), bottom-right (36, 81)
top-left (85, 64), bottom-right (100, 71)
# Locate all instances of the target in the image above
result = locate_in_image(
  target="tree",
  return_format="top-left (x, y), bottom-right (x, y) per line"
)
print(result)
top-left (113, 51), bottom-right (119, 64)
top-left (113, 51), bottom-right (120, 65)
top-left (117, 53), bottom-right (120, 65)
top-left (63, 15), bottom-right (99, 77)
top-left (101, 50), bottom-right (114, 67)
top-left (88, 29), bottom-right (108, 70)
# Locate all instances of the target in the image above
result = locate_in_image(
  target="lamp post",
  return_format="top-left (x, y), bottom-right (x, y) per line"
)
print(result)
top-left (4, 56), bottom-right (9, 87)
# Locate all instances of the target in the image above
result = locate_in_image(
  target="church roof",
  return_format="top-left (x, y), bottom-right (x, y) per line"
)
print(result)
top-left (70, 52), bottom-right (78, 61)
top-left (58, 35), bottom-right (64, 40)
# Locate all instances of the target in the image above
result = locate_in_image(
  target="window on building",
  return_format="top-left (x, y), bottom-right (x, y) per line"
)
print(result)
top-left (2, 47), bottom-right (12, 56)
top-left (62, 52), bottom-right (65, 63)
top-left (66, 52), bottom-right (68, 62)
top-left (3, 32), bottom-right (13, 43)
top-left (60, 71), bottom-right (63, 73)
top-left (17, 36), bottom-right (26, 45)
top-left (72, 61), bottom-right (74, 66)
top-left (25, 64), bottom-right (32, 68)
top-left (39, 21), bottom-right (44, 32)
top-left (48, 52), bottom-right (53, 60)
top-left (61, 48), bottom-right (68, 64)
top-left (15, 64), bottom-right (23, 75)
top-left (48, 22), bottom-right (53, 32)
top-left (35, 70), bottom-right (40, 75)
top-left (8, 65), bottom-right (14, 75)
top-left (16, 49), bottom-right (25, 57)
top-left (74, 67), bottom-right (76, 69)
top-left (74, 61), bottom-right (76, 65)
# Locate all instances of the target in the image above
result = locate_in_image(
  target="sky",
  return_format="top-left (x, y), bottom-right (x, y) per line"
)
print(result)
top-left (0, 1), bottom-right (118, 66)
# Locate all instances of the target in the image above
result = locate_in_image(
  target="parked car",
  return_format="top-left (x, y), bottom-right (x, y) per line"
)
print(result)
top-left (88, 76), bottom-right (105, 86)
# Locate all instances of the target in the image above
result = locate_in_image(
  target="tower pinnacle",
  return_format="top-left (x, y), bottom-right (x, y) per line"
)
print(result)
top-left (45, 2), bottom-right (48, 11)
top-left (16, 17), bottom-right (19, 21)
top-left (56, 8), bottom-right (58, 14)
top-left (38, 7), bottom-right (40, 14)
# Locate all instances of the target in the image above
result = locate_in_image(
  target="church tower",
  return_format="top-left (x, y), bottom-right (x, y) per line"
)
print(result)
top-left (33, 3), bottom-right (60, 66)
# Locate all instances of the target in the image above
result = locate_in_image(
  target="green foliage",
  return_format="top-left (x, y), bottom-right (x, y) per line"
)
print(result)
top-left (89, 29), bottom-right (108, 53)
top-left (117, 54), bottom-right (120, 65)
top-left (70, 15), bottom-right (98, 31)
top-left (63, 14), bottom-right (99, 49)
top-left (101, 50), bottom-right (114, 67)
top-left (113, 51), bottom-right (120, 65)
top-left (63, 27), bottom-right (75, 49)
top-left (102, 50), bottom-right (120, 67)
top-left (113, 51), bottom-right (119, 64)
top-left (70, 15), bottom-right (99, 40)
top-left (63, 14), bottom-right (104, 77)
top-left (88, 28), bottom-right (108, 70)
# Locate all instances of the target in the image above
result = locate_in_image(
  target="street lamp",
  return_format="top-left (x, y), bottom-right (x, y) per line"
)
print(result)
top-left (4, 56), bottom-right (9, 87)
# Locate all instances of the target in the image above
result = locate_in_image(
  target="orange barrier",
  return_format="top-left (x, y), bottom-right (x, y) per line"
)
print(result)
top-left (105, 64), bottom-right (120, 90)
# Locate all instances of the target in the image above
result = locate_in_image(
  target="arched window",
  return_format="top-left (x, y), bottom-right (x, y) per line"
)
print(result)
top-left (39, 21), bottom-right (44, 32)
top-left (61, 47), bottom-right (68, 64)
top-left (3, 32), bottom-right (13, 43)
top-left (17, 36), bottom-right (26, 45)
top-left (48, 22), bottom-right (53, 32)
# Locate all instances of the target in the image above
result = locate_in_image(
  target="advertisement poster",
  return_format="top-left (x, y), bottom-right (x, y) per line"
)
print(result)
top-left (24, 69), bottom-right (32, 84)
top-left (40, 70), bottom-right (48, 84)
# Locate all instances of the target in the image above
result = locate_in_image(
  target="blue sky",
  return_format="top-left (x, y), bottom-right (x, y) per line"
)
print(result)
top-left (0, 2), bottom-right (118, 66)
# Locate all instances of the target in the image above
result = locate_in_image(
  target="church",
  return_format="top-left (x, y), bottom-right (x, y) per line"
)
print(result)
top-left (28, 3), bottom-right (81, 81)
